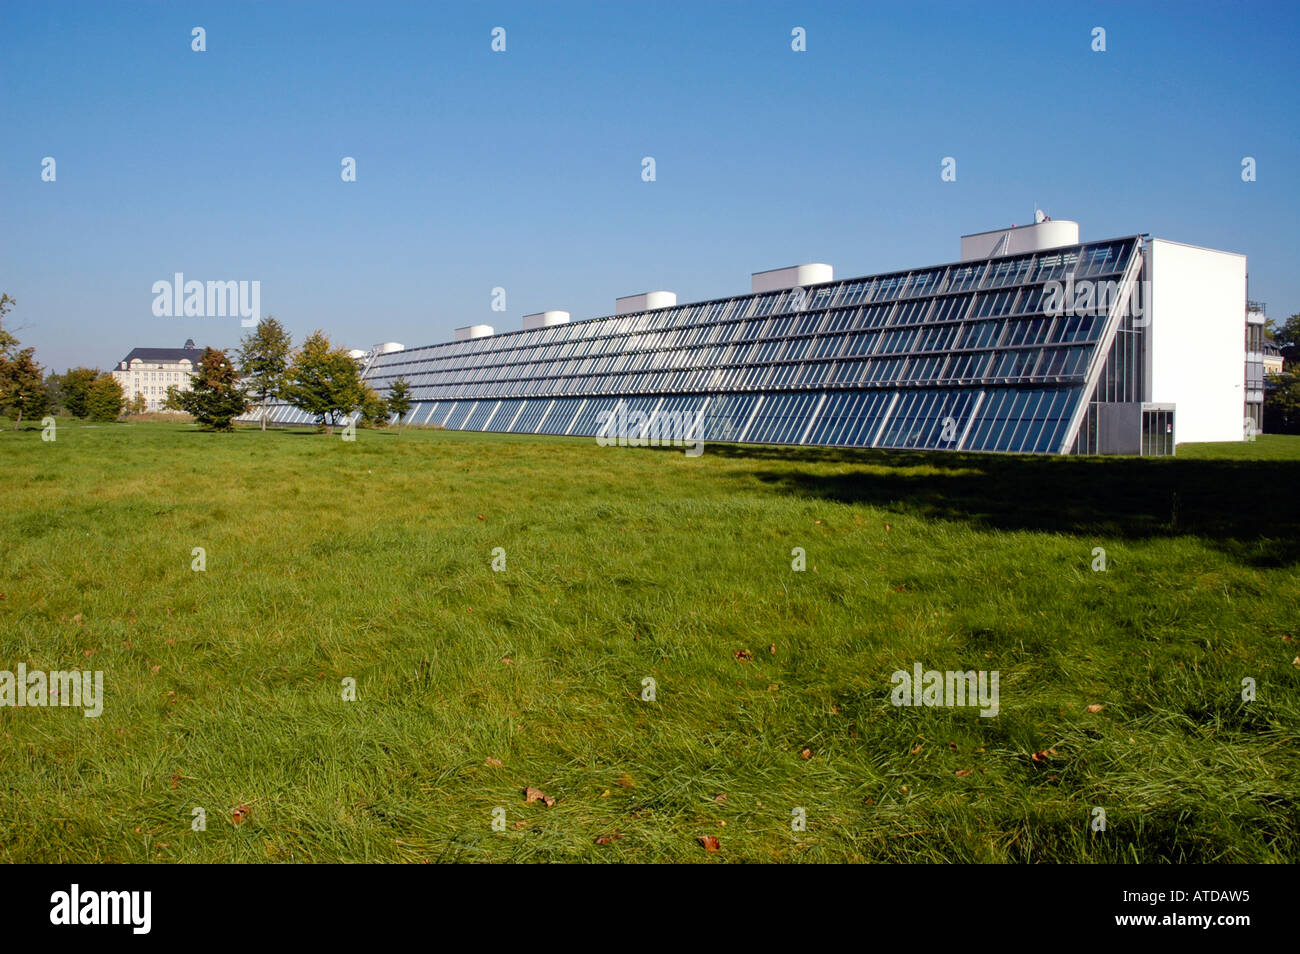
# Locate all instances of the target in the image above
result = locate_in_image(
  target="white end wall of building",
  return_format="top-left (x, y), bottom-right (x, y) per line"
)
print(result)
top-left (1145, 239), bottom-right (1246, 445)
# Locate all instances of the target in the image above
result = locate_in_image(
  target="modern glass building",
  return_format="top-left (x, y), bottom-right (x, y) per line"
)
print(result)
top-left (253, 219), bottom-right (1250, 455)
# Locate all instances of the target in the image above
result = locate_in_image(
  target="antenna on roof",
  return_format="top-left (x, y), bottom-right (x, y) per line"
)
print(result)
top-left (1034, 206), bottom-right (1047, 224)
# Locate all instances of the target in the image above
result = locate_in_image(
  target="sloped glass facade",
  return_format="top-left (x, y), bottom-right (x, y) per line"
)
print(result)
top-left (258, 236), bottom-right (1145, 454)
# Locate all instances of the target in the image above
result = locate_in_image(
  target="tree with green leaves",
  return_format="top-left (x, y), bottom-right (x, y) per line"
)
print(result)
top-left (60, 367), bottom-right (100, 419)
top-left (127, 391), bottom-right (148, 415)
top-left (85, 373), bottom-right (125, 422)
top-left (1270, 312), bottom-right (1300, 369)
top-left (238, 316), bottom-right (292, 431)
top-left (171, 347), bottom-right (249, 431)
top-left (1264, 369), bottom-right (1300, 434)
top-left (283, 330), bottom-right (366, 433)
top-left (385, 377), bottom-right (412, 430)
top-left (358, 384), bottom-right (390, 429)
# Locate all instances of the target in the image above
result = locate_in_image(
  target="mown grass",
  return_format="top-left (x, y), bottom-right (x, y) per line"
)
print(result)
top-left (1, 421), bottom-right (1297, 863)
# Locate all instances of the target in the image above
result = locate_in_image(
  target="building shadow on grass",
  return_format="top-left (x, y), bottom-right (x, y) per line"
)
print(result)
top-left (700, 443), bottom-right (1300, 568)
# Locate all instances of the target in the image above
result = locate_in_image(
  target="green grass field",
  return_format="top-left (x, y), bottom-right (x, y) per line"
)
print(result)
top-left (2, 421), bottom-right (1298, 863)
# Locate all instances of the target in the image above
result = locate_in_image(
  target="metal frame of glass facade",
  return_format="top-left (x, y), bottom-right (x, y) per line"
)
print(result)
top-left (255, 236), bottom-right (1152, 454)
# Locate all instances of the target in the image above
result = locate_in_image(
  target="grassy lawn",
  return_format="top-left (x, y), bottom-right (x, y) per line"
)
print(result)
top-left (2, 421), bottom-right (1298, 863)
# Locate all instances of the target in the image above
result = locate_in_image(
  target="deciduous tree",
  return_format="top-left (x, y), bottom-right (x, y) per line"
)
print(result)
top-left (283, 331), bottom-right (365, 433)
top-left (85, 373), bottom-right (125, 422)
top-left (238, 316), bottom-right (292, 431)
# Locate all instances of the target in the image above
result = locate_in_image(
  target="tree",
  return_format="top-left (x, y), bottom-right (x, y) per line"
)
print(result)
top-left (1264, 370), bottom-right (1300, 434)
top-left (1, 348), bottom-right (48, 428)
top-left (386, 377), bottom-right (412, 430)
top-left (61, 367), bottom-right (100, 419)
top-left (85, 373), bottom-right (125, 422)
top-left (283, 331), bottom-right (366, 433)
top-left (357, 385), bottom-right (391, 428)
top-left (127, 391), bottom-right (148, 415)
top-left (1272, 312), bottom-right (1300, 369)
top-left (43, 372), bottom-right (67, 415)
top-left (0, 296), bottom-right (50, 428)
top-left (172, 347), bottom-right (249, 431)
top-left (0, 293), bottom-right (19, 360)
top-left (238, 316), bottom-right (292, 431)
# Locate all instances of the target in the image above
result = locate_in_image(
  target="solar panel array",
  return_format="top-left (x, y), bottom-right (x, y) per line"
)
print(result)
top-left (258, 236), bottom-right (1143, 454)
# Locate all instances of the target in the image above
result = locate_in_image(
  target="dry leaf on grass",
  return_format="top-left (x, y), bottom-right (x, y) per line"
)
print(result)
top-left (232, 805), bottom-right (250, 824)
top-left (734, 649), bottom-right (753, 661)
top-left (697, 835), bottom-right (720, 853)
top-left (485, 757), bottom-right (503, 768)
top-left (1086, 704), bottom-right (1104, 713)
top-left (594, 832), bottom-right (625, 845)
top-left (800, 747), bottom-right (812, 760)
top-left (524, 786), bottom-right (555, 807)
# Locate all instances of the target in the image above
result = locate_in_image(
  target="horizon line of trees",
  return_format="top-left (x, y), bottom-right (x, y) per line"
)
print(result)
top-left (1, 295), bottom-right (412, 433)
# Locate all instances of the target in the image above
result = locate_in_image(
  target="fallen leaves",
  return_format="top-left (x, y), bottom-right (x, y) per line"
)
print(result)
top-left (697, 835), bottom-right (720, 853)
top-left (615, 774), bottom-right (635, 790)
top-left (594, 832), bottom-right (626, 845)
top-left (485, 757), bottom-right (503, 768)
top-left (232, 805), bottom-right (250, 824)
top-left (1031, 748), bottom-right (1058, 763)
top-left (733, 649), bottom-right (753, 661)
top-left (955, 769), bottom-right (972, 777)
top-left (1086, 704), bottom-right (1104, 713)
top-left (768, 643), bottom-right (777, 655)
top-left (800, 747), bottom-right (813, 760)
top-left (524, 786), bottom-right (555, 807)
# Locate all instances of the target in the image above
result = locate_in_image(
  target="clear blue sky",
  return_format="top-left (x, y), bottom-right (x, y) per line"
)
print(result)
top-left (3, 0), bottom-right (1297, 371)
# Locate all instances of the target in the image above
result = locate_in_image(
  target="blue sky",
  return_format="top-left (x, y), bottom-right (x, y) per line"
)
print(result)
top-left (3, 0), bottom-right (1297, 371)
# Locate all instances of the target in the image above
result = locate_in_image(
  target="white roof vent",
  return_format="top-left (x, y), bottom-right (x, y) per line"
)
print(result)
top-left (615, 291), bottom-right (677, 315)
top-left (960, 219), bottom-right (1080, 261)
top-left (377, 342), bottom-right (404, 354)
top-left (751, 264), bottom-right (833, 294)
top-left (454, 325), bottom-right (494, 341)
top-left (522, 310), bottom-right (570, 330)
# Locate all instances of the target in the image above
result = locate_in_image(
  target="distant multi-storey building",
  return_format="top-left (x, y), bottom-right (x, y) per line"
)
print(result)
top-left (111, 339), bottom-right (203, 411)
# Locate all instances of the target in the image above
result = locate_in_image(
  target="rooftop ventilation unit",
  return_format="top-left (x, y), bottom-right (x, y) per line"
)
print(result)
top-left (377, 342), bottom-right (404, 354)
top-left (960, 219), bottom-right (1080, 261)
top-left (751, 264), bottom-right (833, 294)
top-left (615, 291), bottom-right (677, 315)
top-left (522, 310), bottom-right (570, 330)
top-left (454, 325), bottom-right (494, 341)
